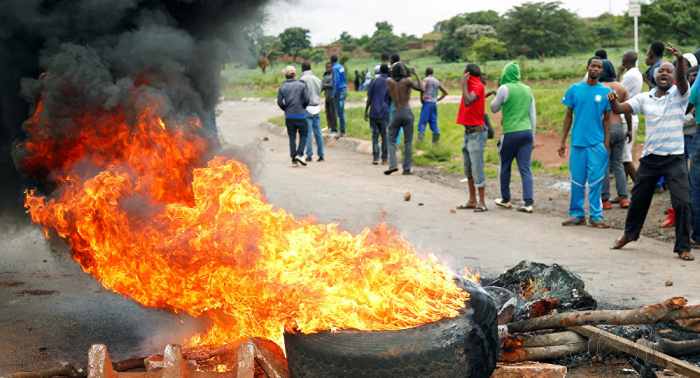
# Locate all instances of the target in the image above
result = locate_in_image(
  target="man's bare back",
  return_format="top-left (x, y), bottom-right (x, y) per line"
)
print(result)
top-left (387, 65), bottom-right (422, 110)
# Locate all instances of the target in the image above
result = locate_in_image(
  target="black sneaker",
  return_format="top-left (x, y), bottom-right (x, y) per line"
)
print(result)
top-left (305, 156), bottom-right (312, 162)
top-left (295, 155), bottom-right (307, 166)
top-left (384, 167), bottom-right (399, 175)
top-left (317, 157), bottom-right (325, 162)
top-left (402, 170), bottom-right (412, 175)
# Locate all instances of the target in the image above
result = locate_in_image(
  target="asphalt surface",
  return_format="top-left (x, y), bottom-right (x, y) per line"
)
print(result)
top-left (1, 100), bottom-right (698, 376)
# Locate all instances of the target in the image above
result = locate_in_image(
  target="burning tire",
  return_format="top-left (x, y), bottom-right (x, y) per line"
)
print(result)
top-left (284, 278), bottom-right (498, 378)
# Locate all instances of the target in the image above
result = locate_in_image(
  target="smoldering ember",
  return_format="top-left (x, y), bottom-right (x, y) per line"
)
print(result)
top-left (2, 1), bottom-right (700, 378)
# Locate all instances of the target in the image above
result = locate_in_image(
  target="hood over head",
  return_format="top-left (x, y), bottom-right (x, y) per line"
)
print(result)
top-left (500, 61), bottom-right (521, 85)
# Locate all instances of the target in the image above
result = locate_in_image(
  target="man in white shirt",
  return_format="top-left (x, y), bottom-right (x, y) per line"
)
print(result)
top-left (617, 50), bottom-right (644, 183)
top-left (609, 43), bottom-right (693, 261)
top-left (298, 62), bottom-right (325, 162)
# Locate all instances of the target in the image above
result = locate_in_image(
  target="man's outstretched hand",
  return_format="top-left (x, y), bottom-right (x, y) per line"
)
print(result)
top-left (607, 90), bottom-right (619, 102)
top-left (666, 43), bottom-right (683, 60)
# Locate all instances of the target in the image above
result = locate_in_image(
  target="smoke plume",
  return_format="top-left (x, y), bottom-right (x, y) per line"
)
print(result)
top-left (0, 0), bottom-right (267, 216)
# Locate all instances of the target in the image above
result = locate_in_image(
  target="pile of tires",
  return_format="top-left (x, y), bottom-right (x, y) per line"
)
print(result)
top-left (284, 278), bottom-right (498, 378)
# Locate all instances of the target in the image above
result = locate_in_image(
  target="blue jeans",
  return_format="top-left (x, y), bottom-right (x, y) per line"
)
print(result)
top-left (334, 88), bottom-right (347, 133)
top-left (462, 130), bottom-right (487, 188)
top-left (370, 118), bottom-right (389, 160)
top-left (690, 130), bottom-right (700, 242)
top-left (418, 102), bottom-right (439, 134)
top-left (498, 130), bottom-right (534, 206)
top-left (305, 111), bottom-right (323, 158)
top-left (569, 143), bottom-right (608, 221)
top-left (388, 109), bottom-right (414, 171)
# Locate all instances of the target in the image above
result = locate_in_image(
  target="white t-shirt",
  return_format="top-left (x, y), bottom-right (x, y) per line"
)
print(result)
top-left (306, 105), bottom-right (321, 115)
top-left (621, 67), bottom-right (643, 125)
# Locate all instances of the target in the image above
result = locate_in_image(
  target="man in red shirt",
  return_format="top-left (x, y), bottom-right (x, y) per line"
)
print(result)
top-left (456, 64), bottom-right (488, 212)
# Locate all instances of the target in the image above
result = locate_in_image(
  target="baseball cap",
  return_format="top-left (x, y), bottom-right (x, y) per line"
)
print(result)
top-left (282, 66), bottom-right (296, 75)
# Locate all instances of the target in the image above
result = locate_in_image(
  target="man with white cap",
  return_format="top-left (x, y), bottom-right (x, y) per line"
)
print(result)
top-left (277, 65), bottom-right (310, 167)
top-left (298, 61), bottom-right (325, 162)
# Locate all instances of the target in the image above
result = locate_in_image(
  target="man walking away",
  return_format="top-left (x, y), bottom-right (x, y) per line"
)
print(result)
top-left (456, 64), bottom-right (488, 212)
top-left (299, 62), bottom-right (325, 162)
top-left (385, 63), bottom-right (423, 176)
top-left (644, 41), bottom-right (665, 89)
top-left (277, 65), bottom-right (309, 167)
top-left (321, 62), bottom-right (338, 135)
top-left (490, 62), bottom-right (537, 213)
top-left (330, 54), bottom-right (348, 137)
top-left (417, 67), bottom-right (448, 144)
top-left (610, 43), bottom-right (694, 261)
top-left (354, 70), bottom-right (360, 91)
top-left (375, 51), bottom-right (390, 78)
top-left (618, 50), bottom-right (643, 184)
top-left (365, 64), bottom-right (392, 165)
top-left (558, 57), bottom-right (612, 228)
top-left (599, 61), bottom-right (633, 210)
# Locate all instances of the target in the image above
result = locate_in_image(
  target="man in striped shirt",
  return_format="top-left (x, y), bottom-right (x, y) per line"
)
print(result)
top-left (610, 43), bottom-right (694, 261)
top-left (417, 67), bottom-right (448, 144)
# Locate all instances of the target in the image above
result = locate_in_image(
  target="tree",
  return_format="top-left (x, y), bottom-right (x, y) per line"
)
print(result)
top-left (590, 13), bottom-right (626, 46)
top-left (278, 27), bottom-right (311, 61)
top-left (434, 11), bottom-right (503, 62)
top-left (308, 49), bottom-right (327, 64)
top-left (472, 36), bottom-right (506, 67)
top-left (339, 31), bottom-right (354, 44)
top-left (498, 2), bottom-right (589, 61)
top-left (365, 22), bottom-right (403, 53)
top-left (454, 24), bottom-right (497, 46)
top-left (638, 0), bottom-right (700, 45)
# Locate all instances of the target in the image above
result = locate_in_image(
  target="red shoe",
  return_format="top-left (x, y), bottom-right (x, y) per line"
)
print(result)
top-left (662, 208), bottom-right (675, 228)
top-left (620, 199), bottom-right (629, 208)
top-left (602, 201), bottom-right (612, 210)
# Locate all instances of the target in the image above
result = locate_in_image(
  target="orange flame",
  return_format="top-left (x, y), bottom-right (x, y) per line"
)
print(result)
top-left (463, 265), bottom-right (481, 285)
top-left (22, 92), bottom-right (469, 348)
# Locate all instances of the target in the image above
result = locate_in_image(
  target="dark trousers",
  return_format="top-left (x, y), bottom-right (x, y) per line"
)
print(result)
top-left (624, 154), bottom-right (691, 253)
top-left (498, 130), bottom-right (534, 206)
top-left (325, 97), bottom-right (338, 132)
top-left (370, 118), bottom-right (389, 160)
top-left (285, 117), bottom-right (308, 162)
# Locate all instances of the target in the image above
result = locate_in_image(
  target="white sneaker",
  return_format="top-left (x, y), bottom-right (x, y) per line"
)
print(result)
top-left (295, 155), bottom-right (307, 166)
top-left (517, 205), bottom-right (533, 213)
top-left (322, 127), bottom-right (329, 131)
top-left (494, 198), bottom-right (512, 209)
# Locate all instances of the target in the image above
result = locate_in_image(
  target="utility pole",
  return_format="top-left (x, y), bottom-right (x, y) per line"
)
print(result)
top-left (629, 0), bottom-right (641, 53)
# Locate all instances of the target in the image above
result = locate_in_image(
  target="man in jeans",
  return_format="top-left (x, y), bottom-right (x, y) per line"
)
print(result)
top-left (385, 63), bottom-right (423, 175)
top-left (321, 62), bottom-right (338, 134)
top-left (298, 62), bottom-right (324, 162)
top-left (559, 57), bottom-right (611, 228)
top-left (330, 54), bottom-right (348, 137)
top-left (610, 43), bottom-right (693, 261)
top-left (364, 64), bottom-right (392, 165)
top-left (417, 67), bottom-right (448, 144)
top-left (277, 65), bottom-right (309, 167)
top-left (456, 64), bottom-right (488, 212)
top-left (600, 60), bottom-right (633, 210)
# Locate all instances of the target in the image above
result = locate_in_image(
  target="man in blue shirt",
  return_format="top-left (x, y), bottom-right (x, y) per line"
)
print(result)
top-left (643, 41), bottom-right (665, 89)
top-left (330, 54), bottom-right (348, 137)
top-left (364, 64), bottom-right (392, 164)
top-left (277, 65), bottom-right (310, 167)
top-left (558, 57), bottom-right (612, 228)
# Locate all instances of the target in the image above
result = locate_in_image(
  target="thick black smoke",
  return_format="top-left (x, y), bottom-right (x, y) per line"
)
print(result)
top-left (0, 0), bottom-right (267, 217)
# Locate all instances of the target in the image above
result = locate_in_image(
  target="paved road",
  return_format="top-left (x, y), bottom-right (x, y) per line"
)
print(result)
top-left (1, 100), bottom-right (697, 375)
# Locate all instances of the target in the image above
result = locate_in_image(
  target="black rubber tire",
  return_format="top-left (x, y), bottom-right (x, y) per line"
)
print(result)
top-left (284, 278), bottom-right (498, 378)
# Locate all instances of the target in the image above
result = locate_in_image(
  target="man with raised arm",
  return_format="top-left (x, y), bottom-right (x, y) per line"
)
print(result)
top-left (609, 43), bottom-right (694, 261)
top-left (558, 57), bottom-right (612, 228)
top-left (384, 63), bottom-right (423, 175)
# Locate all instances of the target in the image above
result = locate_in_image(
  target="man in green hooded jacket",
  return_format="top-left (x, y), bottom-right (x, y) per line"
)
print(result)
top-left (490, 62), bottom-right (537, 213)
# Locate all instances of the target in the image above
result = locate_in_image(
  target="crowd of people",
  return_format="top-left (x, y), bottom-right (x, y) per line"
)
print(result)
top-left (276, 42), bottom-right (700, 261)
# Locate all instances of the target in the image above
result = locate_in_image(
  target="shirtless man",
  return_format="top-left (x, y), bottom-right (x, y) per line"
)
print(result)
top-left (384, 63), bottom-right (423, 175)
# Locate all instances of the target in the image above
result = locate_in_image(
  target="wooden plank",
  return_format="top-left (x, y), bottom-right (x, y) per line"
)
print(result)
top-left (569, 325), bottom-right (700, 378)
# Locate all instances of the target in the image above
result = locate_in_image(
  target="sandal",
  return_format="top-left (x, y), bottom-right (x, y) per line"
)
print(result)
top-left (691, 240), bottom-right (700, 249)
top-left (474, 205), bottom-right (488, 212)
top-left (611, 236), bottom-right (630, 250)
top-left (456, 203), bottom-right (477, 210)
top-left (679, 252), bottom-right (695, 261)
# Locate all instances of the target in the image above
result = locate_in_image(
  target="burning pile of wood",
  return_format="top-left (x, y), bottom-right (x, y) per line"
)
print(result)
top-left (488, 261), bottom-right (700, 377)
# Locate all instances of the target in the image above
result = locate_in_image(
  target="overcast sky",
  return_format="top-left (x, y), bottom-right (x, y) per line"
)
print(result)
top-left (263, 0), bottom-right (631, 45)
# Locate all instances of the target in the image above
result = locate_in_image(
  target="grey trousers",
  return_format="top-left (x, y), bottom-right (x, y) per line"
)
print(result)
top-left (387, 108), bottom-right (414, 171)
top-left (602, 123), bottom-right (629, 201)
